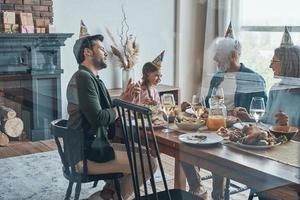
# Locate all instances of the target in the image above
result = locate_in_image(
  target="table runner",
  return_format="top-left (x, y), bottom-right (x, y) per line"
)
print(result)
top-left (226, 141), bottom-right (300, 169)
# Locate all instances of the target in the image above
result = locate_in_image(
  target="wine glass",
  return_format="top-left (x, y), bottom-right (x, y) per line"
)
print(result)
top-left (249, 97), bottom-right (265, 125)
top-left (211, 87), bottom-right (224, 103)
top-left (191, 95), bottom-right (205, 119)
top-left (161, 94), bottom-right (175, 133)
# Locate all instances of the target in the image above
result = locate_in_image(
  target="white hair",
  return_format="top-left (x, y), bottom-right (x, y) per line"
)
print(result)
top-left (215, 37), bottom-right (242, 59)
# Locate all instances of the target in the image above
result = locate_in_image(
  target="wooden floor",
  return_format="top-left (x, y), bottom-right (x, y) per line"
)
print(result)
top-left (0, 139), bottom-right (57, 158)
top-left (0, 140), bottom-right (252, 200)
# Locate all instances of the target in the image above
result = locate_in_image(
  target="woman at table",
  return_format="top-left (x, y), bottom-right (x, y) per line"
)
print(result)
top-left (238, 27), bottom-right (300, 134)
top-left (236, 27), bottom-right (300, 200)
top-left (132, 51), bottom-right (164, 105)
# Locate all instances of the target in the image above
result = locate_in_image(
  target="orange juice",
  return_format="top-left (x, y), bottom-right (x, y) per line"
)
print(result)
top-left (207, 115), bottom-right (226, 131)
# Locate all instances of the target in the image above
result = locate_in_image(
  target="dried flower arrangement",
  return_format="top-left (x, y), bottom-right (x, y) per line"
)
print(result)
top-left (106, 6), bottom-right (139, 70)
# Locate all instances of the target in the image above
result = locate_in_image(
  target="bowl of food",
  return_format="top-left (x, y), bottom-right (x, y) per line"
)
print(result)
top-left (269, 126), bottom-right (298, 141)
top-left (175, 117), bottom-right (205, 131)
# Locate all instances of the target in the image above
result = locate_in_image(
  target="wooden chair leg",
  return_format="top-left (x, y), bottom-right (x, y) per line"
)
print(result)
top-left (64, 181), bottom-right (73, 200)
top-left (74, 182), bottom-right (81, 200)
top-left (224, 178), bottom-right (230, 200)
top-left (93, 181), bottom-right (98, 188)
top-left (114, 178), bottom-right (122, 200)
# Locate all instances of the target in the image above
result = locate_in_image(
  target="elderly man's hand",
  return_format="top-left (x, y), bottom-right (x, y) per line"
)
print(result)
top-left (121, 78), bottom-right (141, 101)
top-left (275, 111), bottom-right (288, 126)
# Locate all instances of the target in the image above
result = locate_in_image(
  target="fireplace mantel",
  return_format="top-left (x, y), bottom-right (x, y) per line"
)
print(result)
top-left (0, 33), bottom-right (73, 141)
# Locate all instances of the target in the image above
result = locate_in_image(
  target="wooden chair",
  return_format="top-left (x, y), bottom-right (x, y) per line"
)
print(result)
top-left (113, 99), bottom-right (202, 200)
top-left (50, 119), bottom-right (123, 200)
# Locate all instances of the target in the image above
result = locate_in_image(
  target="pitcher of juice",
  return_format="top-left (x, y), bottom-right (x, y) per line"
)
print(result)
top-left (207, 97), bottom-right (227, 131)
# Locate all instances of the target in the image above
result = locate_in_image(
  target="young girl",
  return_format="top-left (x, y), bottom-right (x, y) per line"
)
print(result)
top-left (133, 61), bottom-right (162, 105)
top-left (133, 51), bottom-right (164, 105)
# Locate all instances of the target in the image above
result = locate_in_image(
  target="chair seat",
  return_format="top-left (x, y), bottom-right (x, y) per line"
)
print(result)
top-left (63, 168), bottom-right (123, 183)
top-left (137, 189), bottom-right (203, 200)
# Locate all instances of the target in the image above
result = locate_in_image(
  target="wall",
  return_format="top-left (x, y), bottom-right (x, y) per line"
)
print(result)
top-left (53, 0), bottom-right (176, 118)
top-left (0, 0), bottom-right (53, 30)
top-left (176, 0), bottom-right (207, 102)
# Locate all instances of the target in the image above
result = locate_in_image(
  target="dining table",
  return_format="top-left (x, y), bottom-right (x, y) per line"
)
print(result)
top-left (116, 118), bottom-right (300, 199)
top-left (145, 124), bottom-right (300, 199)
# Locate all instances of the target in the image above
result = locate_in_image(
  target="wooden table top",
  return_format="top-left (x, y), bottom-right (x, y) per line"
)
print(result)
top-left (152, 128), bottom-right (300, 192)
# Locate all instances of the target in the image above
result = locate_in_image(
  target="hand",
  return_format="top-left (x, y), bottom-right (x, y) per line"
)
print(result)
top-left (143, 98), bottom-right (157, 106)
top-left (121, 79), bottom-right (141, 101)
top-left (275, 111), bottom-right (288, 126)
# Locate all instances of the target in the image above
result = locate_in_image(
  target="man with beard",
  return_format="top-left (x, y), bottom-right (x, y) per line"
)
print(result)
top-left (66, 21), bottom-right (156, 200)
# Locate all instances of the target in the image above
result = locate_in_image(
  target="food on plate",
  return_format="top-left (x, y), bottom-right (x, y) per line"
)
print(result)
top-left (175, 116), bottom-right (205, 131)
top-left (152, 118), bottom-right (165, 126)
top-left (141, 103), bottom-right (160, 114)
top-left (187, 135), bottom-right (207, 142)
top-left (217, 124), bottom-right (288, 146)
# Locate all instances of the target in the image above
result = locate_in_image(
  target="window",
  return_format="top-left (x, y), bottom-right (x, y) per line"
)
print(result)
top-left (239, 0), bottom-right (300, 92)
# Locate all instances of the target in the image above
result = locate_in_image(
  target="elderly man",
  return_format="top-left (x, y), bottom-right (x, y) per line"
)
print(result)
top-left (208, 23), bottom-right (268, 200)
top-left (181, 23), bottom-right (268, 200)
top-left (205, 23), bottom-right (267, 111)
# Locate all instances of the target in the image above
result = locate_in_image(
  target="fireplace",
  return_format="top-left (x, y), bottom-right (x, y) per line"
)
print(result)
top-left (0, 33), bottom-right (72, 141)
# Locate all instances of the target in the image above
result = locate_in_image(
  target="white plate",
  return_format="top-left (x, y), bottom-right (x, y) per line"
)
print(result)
top-left (231, 141), bottom-right (281, 149)
top-left (179, 133), bottom-right (223, 146)
top-left (185, 107), bottom-right (195, 115)
top-left (233, 122), bottom-right (270, 130)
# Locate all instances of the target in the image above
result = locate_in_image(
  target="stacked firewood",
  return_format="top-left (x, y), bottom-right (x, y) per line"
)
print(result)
top-left (0, 106), bottom-right (24, 146)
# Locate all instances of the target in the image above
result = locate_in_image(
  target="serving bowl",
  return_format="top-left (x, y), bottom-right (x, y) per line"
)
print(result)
top-left (175, 118), bottom-right (205, 131)
top-left (269, 125), bottom-right (298, 141)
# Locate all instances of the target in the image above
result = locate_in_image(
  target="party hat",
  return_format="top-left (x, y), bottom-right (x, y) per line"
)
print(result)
top-left (152, 50), bottom-right (165, 68)
top-left (79, 20), bottom-right (90, 38)
top-left (280, 26), bottom-right (294, 48)
top-left (224, 22), bottom-right (234, 39)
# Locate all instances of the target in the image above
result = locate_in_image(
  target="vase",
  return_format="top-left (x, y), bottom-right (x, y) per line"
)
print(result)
top-left (122, 68), bottom-right (135, 91)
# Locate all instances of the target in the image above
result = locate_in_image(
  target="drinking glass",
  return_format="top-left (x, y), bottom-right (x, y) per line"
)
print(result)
top-left (211, 87), bottom-right (224, 103)
top-left (191, 95), bottom-right (205, 119)
top-left (249, 97), bottom-right (265, 125)
top-left (161, 94), bottom-right (175, 133)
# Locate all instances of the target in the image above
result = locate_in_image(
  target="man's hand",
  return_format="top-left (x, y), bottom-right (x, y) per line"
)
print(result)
top-left (275, 111), bottom-right (288, 126)
top-left (120, 78), bottom-right (141, 101)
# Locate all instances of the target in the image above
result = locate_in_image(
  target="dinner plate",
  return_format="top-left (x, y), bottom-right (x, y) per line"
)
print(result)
top-left (179, 133), bottom-right (223, 146)
top-left (231, 141), bottom-right (281, 150)
top-left (233, 122), bottom-right (270, 130)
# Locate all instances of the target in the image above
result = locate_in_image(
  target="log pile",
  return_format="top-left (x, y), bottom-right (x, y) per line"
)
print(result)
top-left (0, 106), bottom-right (24, 146)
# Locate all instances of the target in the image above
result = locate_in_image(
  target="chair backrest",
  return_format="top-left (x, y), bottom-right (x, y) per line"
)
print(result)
top-left (113, 99), bottom-right (171, 200)
top-left (51, 119), bottom-right (86, 178)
